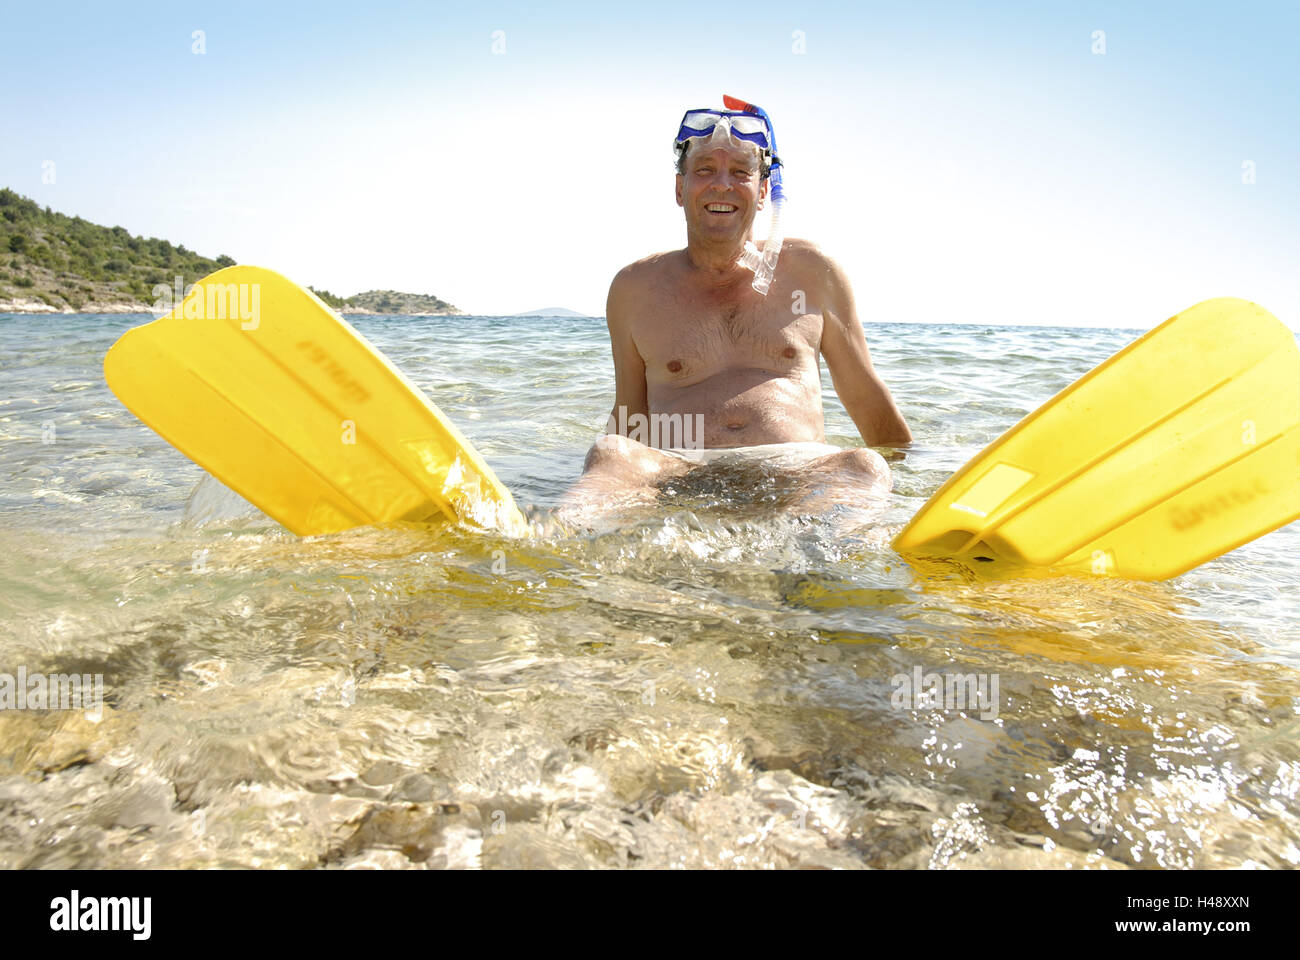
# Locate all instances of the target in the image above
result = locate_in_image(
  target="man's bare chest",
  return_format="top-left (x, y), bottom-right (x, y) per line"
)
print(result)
top-left (631, 291), bottom-right (823, 383)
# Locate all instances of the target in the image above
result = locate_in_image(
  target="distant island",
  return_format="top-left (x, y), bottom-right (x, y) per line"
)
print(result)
top-left (512, 306), bottom-right (590, 318)
top-left (309, 287), bottom-right (461, 316)
top-left (0, 187), bottom-right (460, 315)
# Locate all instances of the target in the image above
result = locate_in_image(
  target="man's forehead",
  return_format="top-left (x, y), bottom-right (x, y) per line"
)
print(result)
top-left (683, 143), bottom-right (761, 167)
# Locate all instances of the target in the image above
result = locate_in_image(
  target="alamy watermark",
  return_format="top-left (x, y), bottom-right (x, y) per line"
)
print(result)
top-left (50, 890), bottom-right (150, 940)
top-left (605, 406), bottom-right (706, 453)
top-left (891, 665), bottom-right (999, 721)
top-left (151, 277), bottom-right (261, 329)
top-left (0, 667), bottom-right (104, 721)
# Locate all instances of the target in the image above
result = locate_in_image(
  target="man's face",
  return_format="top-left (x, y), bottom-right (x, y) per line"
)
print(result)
top-left (675, 141), bottom-right (768, 243)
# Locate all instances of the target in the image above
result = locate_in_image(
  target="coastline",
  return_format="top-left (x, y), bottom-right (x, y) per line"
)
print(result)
top-left (338, 306), bottom-right (464, 316)
top-left (0, 298), bottom-right (155, 314)
top-left (0, 298), bottom-right (466, 317)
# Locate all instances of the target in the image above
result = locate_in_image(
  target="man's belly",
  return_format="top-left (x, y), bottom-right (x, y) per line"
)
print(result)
top-left (647, 368), bottom-right (826, 448)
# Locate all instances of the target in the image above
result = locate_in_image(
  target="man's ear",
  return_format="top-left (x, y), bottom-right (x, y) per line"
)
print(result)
top-left (757, 176), bottom-right (769, 210)
top-left (675, 173), bottom-right (684, 207)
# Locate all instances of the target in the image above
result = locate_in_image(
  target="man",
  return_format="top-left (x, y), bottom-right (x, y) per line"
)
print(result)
top-left (562, 98), bottom-right (911, 520)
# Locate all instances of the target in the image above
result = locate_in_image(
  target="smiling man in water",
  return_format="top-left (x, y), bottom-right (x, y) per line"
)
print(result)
top-left (563, 97), bottom-right (911, 519)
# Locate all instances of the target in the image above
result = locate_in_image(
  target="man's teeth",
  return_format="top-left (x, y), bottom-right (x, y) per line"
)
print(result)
top-left (706, 203), bottom-right (737, 212)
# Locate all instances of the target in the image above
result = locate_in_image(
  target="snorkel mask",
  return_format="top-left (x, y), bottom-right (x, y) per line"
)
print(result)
top-left (673, 94), bottom-right (786, 295)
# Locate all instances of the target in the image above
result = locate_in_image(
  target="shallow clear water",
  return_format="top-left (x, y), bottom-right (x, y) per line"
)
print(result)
top-left (1, 312), bottom-right (1298, 869)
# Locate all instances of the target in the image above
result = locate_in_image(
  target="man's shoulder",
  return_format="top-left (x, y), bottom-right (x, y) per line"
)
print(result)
top-left (780, 238), bottom-right (851, 293)
top-left (780, 237), bottom-right (837, 272)
top-left (612, 250), bottom-right (682, 285)
top-left (608, 251), bottom-right (683, 315)
top-left (779, 239), bottom-right (859, 324)
top-left (606, 251), bottom-right (680, 322)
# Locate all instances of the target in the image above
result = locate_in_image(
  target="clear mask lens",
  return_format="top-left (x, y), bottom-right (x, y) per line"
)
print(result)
top-left (676, 110), bottom-right (771, 151)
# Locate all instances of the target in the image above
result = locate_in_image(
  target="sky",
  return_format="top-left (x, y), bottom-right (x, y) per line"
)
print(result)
top-left (2, 0), bottom-right (1297, 326)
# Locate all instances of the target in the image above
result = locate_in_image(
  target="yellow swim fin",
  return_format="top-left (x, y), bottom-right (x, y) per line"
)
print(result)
top-left (893, 297), bottom-right (1300, 580)
top-left (104, 265), bottom-right (526, 536)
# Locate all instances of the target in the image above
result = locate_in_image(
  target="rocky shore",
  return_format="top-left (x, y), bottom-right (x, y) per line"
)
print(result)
top-left (0, 297), bottom-right (156, 314)
top-left (0, 297), bottom-right (465, 316)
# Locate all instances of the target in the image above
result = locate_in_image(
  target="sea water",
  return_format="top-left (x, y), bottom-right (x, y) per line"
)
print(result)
top-left (0, 312), bottom-right (1297, 869)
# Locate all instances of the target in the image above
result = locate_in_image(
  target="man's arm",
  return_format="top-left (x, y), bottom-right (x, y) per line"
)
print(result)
top-left (818, 254), bottom-right (913, 446)
top-left (604, 267), bottom-right (649, 435)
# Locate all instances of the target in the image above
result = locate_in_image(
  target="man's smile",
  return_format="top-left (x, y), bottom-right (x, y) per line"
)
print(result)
top-left (704, 202), bottom-right (738, 215)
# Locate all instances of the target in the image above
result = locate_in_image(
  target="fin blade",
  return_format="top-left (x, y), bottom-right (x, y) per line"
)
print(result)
top-left (894, 298), bottom-right (1300, 579)
top-left (104, 266), bottom-right (525, 536)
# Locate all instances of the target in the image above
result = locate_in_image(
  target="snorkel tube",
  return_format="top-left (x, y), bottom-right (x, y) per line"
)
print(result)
top-left (723, 94), bottom-right (784, 295)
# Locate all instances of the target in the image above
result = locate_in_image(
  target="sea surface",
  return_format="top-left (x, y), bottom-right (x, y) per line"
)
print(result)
top-left (1, 311), bottom-right (1298, 869)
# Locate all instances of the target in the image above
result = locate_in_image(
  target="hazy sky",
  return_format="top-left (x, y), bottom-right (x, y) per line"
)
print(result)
top-left (3, 0), bottom-right (1297, 326)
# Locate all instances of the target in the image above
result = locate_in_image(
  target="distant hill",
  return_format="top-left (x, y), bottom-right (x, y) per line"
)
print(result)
top-left (0, 187), bottom-right (233, 312)
top-left (311, 287), bottom-right (461, 316)
top-left (512, 306), bottom-right (589, 318)
top-left (0, 187), bottom-right (462, 316)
